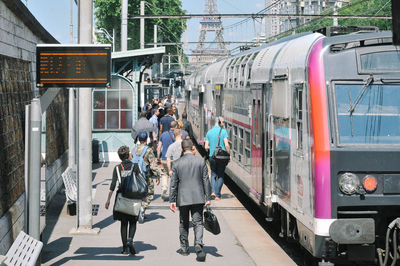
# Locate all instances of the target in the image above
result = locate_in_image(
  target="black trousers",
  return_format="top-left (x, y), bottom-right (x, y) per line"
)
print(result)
top-left (179, 204), bottom-right (204, 250)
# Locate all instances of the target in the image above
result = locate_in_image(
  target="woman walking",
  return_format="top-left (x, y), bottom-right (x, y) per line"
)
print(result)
top-left (105, 146), bottom-right (138, 255)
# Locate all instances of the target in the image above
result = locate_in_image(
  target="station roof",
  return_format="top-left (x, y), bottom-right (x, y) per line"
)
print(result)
top-left (111, 47), bottom-right (166, 74)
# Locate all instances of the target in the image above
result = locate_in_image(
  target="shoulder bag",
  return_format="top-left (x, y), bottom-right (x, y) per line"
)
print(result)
top-left (203, 206), bottom-right (221, 235)
top-left (114, 166), bottom-right (141, 216)
top-left (212, 127), bottom-right (230, 165)
top-left (120, 163), bottom-right (148, 199)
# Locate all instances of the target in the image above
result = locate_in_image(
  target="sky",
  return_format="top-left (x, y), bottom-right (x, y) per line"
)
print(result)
top-left (26, 0), bottom-right (266, 54)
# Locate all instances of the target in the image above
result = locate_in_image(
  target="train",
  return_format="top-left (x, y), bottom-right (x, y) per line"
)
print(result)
top-left (185, 30), bottom-right (400, 265)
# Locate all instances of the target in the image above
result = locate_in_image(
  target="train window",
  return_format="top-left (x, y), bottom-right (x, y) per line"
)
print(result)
top-left (233, 125), bottom-right (238, 151)
top-left (245, 149), bottom-right (251, 167)
top-left (335, 83), bottom-right (400, 145)
top-left (239, 139), bottom-right (244, 155)
top-left (245, 131), bottom-right (251, 149)
top-left (294, 85), bottom-right (304, 150)
top-left (359, 51), bottom-right (400, 73)
top-left (226, 123), bottom-right (233, 147)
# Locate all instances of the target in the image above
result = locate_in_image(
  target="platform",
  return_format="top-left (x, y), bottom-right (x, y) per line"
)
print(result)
top-left (41, 162), bottom-right (295, 266)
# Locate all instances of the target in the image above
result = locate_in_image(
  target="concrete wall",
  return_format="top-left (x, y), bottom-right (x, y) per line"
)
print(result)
top-left (0, 0), bottom-right (68, 254)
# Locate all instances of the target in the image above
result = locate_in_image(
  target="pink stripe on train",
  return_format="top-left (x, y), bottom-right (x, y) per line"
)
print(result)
top-left (308, 39), bottom-right (331, 219)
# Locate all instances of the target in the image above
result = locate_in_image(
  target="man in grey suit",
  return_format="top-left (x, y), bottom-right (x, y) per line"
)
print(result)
top-left (131, 111), bottom-right (157, 144)
top-left (169, 139), bottom-right (211, 262)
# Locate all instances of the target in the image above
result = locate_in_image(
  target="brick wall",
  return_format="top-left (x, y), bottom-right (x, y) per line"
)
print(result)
top-left (0, 0), bottom-right (69, 253)
top-left (0, 55), bottom-right (32, 218)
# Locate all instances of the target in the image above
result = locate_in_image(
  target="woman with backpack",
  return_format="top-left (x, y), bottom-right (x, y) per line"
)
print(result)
top-left (105, 145), bottom-right (138, 255)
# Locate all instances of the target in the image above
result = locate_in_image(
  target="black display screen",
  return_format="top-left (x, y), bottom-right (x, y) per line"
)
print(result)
top-left (36, 45), bottom-right (111, 88)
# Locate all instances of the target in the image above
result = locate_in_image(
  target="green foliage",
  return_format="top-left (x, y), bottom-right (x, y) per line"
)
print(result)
top-left (295, 0), bottom-right (392, 34)
top-left (94, 0), bottom-right (186, 60)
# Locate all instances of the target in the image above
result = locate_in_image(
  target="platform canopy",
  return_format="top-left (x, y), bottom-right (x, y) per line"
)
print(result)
top-left (111, 47), bottom-right (165, 76)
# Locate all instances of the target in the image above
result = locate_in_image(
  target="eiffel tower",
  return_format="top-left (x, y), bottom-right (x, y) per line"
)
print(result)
top-left (191, 0), bottom-right (229, 64)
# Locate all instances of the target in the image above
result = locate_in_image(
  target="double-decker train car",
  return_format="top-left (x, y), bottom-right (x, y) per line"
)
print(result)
top-left (185, 31), bottom-right (400, 265)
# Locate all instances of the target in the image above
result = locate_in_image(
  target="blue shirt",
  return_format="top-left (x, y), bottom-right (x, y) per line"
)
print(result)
top-left (160, 130), bottom-right (176, 160)
top-left (160, 115), bottom-right (175, 133)
top-left (159, 129), bottom-right (189, 160)
top-left (206, 126), bottom-right (229, 157)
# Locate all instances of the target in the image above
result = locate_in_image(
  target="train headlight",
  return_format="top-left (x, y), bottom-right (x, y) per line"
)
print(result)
top-left (362, 175), bottom-right (377, 193)
top-left (338, 173), bottom-right (360, 195)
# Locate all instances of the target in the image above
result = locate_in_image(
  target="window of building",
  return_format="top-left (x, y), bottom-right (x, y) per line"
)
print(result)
top-left (93, 77), bottom-right (134, 130)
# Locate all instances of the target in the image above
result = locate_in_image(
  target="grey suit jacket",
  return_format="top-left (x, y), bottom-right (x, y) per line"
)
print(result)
top-left (169, 153), bottom-right (211, 207)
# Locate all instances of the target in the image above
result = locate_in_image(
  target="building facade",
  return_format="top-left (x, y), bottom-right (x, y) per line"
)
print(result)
top-left (265, 0), bottom-right (343, 38)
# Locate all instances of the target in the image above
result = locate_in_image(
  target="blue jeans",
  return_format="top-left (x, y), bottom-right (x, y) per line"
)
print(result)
top-left (209, 158), bottom-right (226, 198)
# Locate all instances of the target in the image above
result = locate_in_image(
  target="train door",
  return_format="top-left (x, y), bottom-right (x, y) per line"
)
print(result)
top-left (263, 83), bottom-right (273, 205)
top-left (251, 85), bottom-right (264, 202)
top-left (199, 85), bottom-right (205, 139)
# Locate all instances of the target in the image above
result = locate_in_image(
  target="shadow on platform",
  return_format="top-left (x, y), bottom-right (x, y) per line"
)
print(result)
top-left (41, 237), bottom-right (73, 264)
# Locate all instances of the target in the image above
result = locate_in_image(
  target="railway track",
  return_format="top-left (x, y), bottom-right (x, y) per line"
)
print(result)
top-left (224, 175), bottom-right (365, 266)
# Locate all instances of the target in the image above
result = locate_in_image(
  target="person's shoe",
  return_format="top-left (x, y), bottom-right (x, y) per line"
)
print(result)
top-left (215, 197), bottom-right (221, 201)
top-left (195, 245), bottom-right (206, 262)
top-left (127, 240), bottom-right (136, 255)
top-left (138, 207), bottom-right (145, 224)
top-left (176, 248), bottom-right (189, 256)
top-left (121, 246), bottom-right (128, 255)
top-left (210, 193), bottom-right (216, 198)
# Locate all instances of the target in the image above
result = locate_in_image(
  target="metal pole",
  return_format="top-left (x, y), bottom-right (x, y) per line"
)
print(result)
top-left (121, 0), bottom-right (128, 51)
top-left (28, 98), bottom-right (41, 240)
top-left (140, 1), bottom-right (145, 49)
top-left (77, 0), bottom-right (80, 43)
top-left (112, 28), bottom-right (115, 52)
top-left (68, 88), bottom-right (75, 170)
top-left (154, 25), bottom-right (157, 48)
top-left (24, 104), bottom-right (30, 233)
top-left (70, 0), bottom-right (74, 43)
top-left (76, 0), bottom-right (95, 232)
top-left (168, 53), bottom-right (171, 73)
top-left (333, 4), bottom-right (338, 26)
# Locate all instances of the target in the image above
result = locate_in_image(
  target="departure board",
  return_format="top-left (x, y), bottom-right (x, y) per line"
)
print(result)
top-left (36, 44), bottom-right (111, 88)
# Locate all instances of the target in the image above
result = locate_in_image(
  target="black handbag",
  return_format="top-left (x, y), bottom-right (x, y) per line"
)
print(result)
top-left (212, 128), bottom-right (230, 165)
top-left (119, 164), bottom-right (148, 199)
top-left (203, 206), bottom-right (221, 235)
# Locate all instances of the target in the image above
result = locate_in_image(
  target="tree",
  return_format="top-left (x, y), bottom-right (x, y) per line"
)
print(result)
top-left (294, 0), bottom-right (392, 34)
top-left (94, 0), bottom-right (186, 61)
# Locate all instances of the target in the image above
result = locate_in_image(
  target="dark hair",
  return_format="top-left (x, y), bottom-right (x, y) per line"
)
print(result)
top-left (181, 139), bottom-right (193, 151)
top-left (182, 112), bottom-right (187, 119)
top-left (118, 146), bottom-right (130, 161)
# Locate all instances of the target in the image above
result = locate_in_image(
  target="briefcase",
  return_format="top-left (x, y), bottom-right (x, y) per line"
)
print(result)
top-left (203, 206), bottom-right (221, 235)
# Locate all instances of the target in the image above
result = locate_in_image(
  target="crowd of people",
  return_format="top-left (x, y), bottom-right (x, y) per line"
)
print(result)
top-left (105, 95), bottom-right (231, 262)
